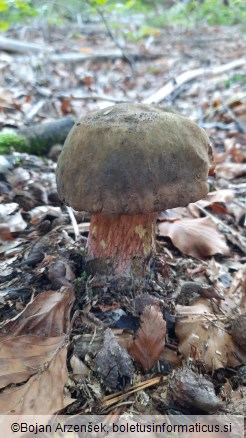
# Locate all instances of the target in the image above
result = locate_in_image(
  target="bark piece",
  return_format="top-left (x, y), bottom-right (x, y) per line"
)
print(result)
top-left (95, 328), bottom-right (134, 391)
top-left (168, 365), bottom-right (222, 413)
top-left (230, 313), bottom-right (246, 350)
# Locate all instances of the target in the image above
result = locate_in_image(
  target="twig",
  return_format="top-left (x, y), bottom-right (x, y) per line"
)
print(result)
top-left (0, 36), bottom-right (45, 54)
top-left (55, 92), bottom-right (130, 104)
top-left (90, 3), bottom-right (135, 72)
top-left (143, 58), bottom-right (246, 104)
top-left (102, 376), bottom-right (165, 409)
top-left (83, 0), bottom-right (134, 71)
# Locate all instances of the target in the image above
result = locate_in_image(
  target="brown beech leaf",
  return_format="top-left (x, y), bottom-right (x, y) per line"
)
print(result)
top-left (128, 306), bottom-right (166, 372)
top-left (188, 190), bottom-right (235, 218)
top-left (0, 343), bottom-right (74, 414)
top-left (158, 216), bottom-right (229, 258)
top-left (0, 335), bottom-right (65, 389)
top-left (216, 162), bottom-right (246, 180)
top-left (175, 299), bottom-right (246, 371)
top-left (0, 286), bottom-right (75, 338)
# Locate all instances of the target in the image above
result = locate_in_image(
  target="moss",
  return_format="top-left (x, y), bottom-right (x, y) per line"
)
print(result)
top-left (0, 131), bottom-right (30, 154)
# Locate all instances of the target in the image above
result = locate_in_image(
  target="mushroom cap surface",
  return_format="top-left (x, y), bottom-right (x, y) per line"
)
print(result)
top-left (56, 104), bottom-right (211, 215)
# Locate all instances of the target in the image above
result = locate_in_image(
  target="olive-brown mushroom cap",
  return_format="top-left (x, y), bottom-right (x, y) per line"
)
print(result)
top-left (56, 104), bottom-right (211, 215)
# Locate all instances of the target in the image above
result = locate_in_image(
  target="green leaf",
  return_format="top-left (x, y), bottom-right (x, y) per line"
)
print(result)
top-left (0, 0), bottom-right (8, 12)
top-left (94, 0), bottom-right (108, 5)
top-left (0, 21), bottom-right (8, 30)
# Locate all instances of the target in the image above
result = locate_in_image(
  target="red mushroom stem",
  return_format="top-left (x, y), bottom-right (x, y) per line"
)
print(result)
top-left (87, 213), bottom-right (158, 277)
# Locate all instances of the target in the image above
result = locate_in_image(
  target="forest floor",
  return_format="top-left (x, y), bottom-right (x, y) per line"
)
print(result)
top-left (0, 19), bottom-right (246, 427)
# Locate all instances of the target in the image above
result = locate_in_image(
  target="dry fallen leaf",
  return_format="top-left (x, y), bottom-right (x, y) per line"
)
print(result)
top-left (0, 287), bottom-right (74, 338)
top-left (0, 335), bottom-right (65, 389)
top-left (175, 299), bottom-right (246, 371)
top-left (0, 287), bottom-right (75, 414)
top-left (128, 306), bottom-right (166, 372)
top-left (0, 343), bottom-right (74, 414)
top-left (216, 162), bottom-right (246, 179)
top-left (158, 216), bottom-right (229, 258)
top-left (195, 189), bottom-right (235, 208)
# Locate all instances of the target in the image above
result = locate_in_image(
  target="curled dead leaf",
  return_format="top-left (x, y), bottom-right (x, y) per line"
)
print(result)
top-left (175, 300), bottom-right (246, 371)
top-left (216, 162), bottom-right (246, 180)
top-left (128, 306), bottom-right (166, 372)
top-left (0, 287), bottom-right (75, 414)
top-left (158, 216), bottom-right (229, 258)
top-left (0, 343), bottom-right (74, 414)
top-left (0, 287), bottom-right (75, 338)
top-left (0, 335), bottom-right (65, 389)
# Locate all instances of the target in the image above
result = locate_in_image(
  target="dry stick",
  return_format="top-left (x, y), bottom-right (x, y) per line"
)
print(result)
top-left (55, 92), bottom-right (130, 104)
top-left (93, 5), bottom-right (135, 72)
top-left (46, 50), bottom-right (165, 63)
top-left (143, 58), bottom-right (246, 104)
top-left (0, 36), bottom-right (44, 53)
top-left (102, 376), bottom-right (165, 409)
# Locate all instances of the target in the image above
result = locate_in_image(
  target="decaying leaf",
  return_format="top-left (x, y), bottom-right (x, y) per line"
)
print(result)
top-left (95, 328), bottom-right (134, 391)
top-left (216, 162), bottom-right (246, 180)
top-left (158, 216), bottom-right (229, 258)
top-left (0, 287), bottom-right (74, 338)
top-left (0, 335), bottom-right (65, 389)
top-left (0, 287), bottom-right (75, 414)
top-left (175, 299), bottom-right (246, 371)
top-left (128, 306), bottom-right (166, 372)
top-left (0, 343), bottom-right (74, 414)
top-left (168, 365), bottom-right (222, 413)
top-left (133, 294), bottom-right (163, 314)
top-left (195, 189), bottom-right (235, 207)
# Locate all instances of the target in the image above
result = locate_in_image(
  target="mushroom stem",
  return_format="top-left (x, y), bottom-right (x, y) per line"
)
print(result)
top-left (87, 213), bottom-right (157, 278)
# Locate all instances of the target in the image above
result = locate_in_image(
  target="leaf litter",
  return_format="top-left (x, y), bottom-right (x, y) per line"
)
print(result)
top-left (0, 19), bottom-right (246, 417)
top-left (0, 287), bottom-right (75, 414)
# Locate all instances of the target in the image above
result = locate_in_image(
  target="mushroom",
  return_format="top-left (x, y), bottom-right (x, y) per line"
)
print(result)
top-left (56, 103), bottom-right (211, 279)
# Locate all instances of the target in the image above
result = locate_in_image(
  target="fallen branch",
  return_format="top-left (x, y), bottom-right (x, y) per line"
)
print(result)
top-left (0, 36), bottom-right (46, 54)
top-left (0, 117), bottom-right (74, 155)
top-left (55, 92), bottom-right (130, 104)
top-left (48, 50), bottom-right (164, 63)
top-left (143, 58), bottom-right (246, 104)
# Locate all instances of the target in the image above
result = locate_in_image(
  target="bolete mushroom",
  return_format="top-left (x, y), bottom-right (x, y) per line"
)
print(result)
top-left (56, 104), bottom-right (211, 279)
